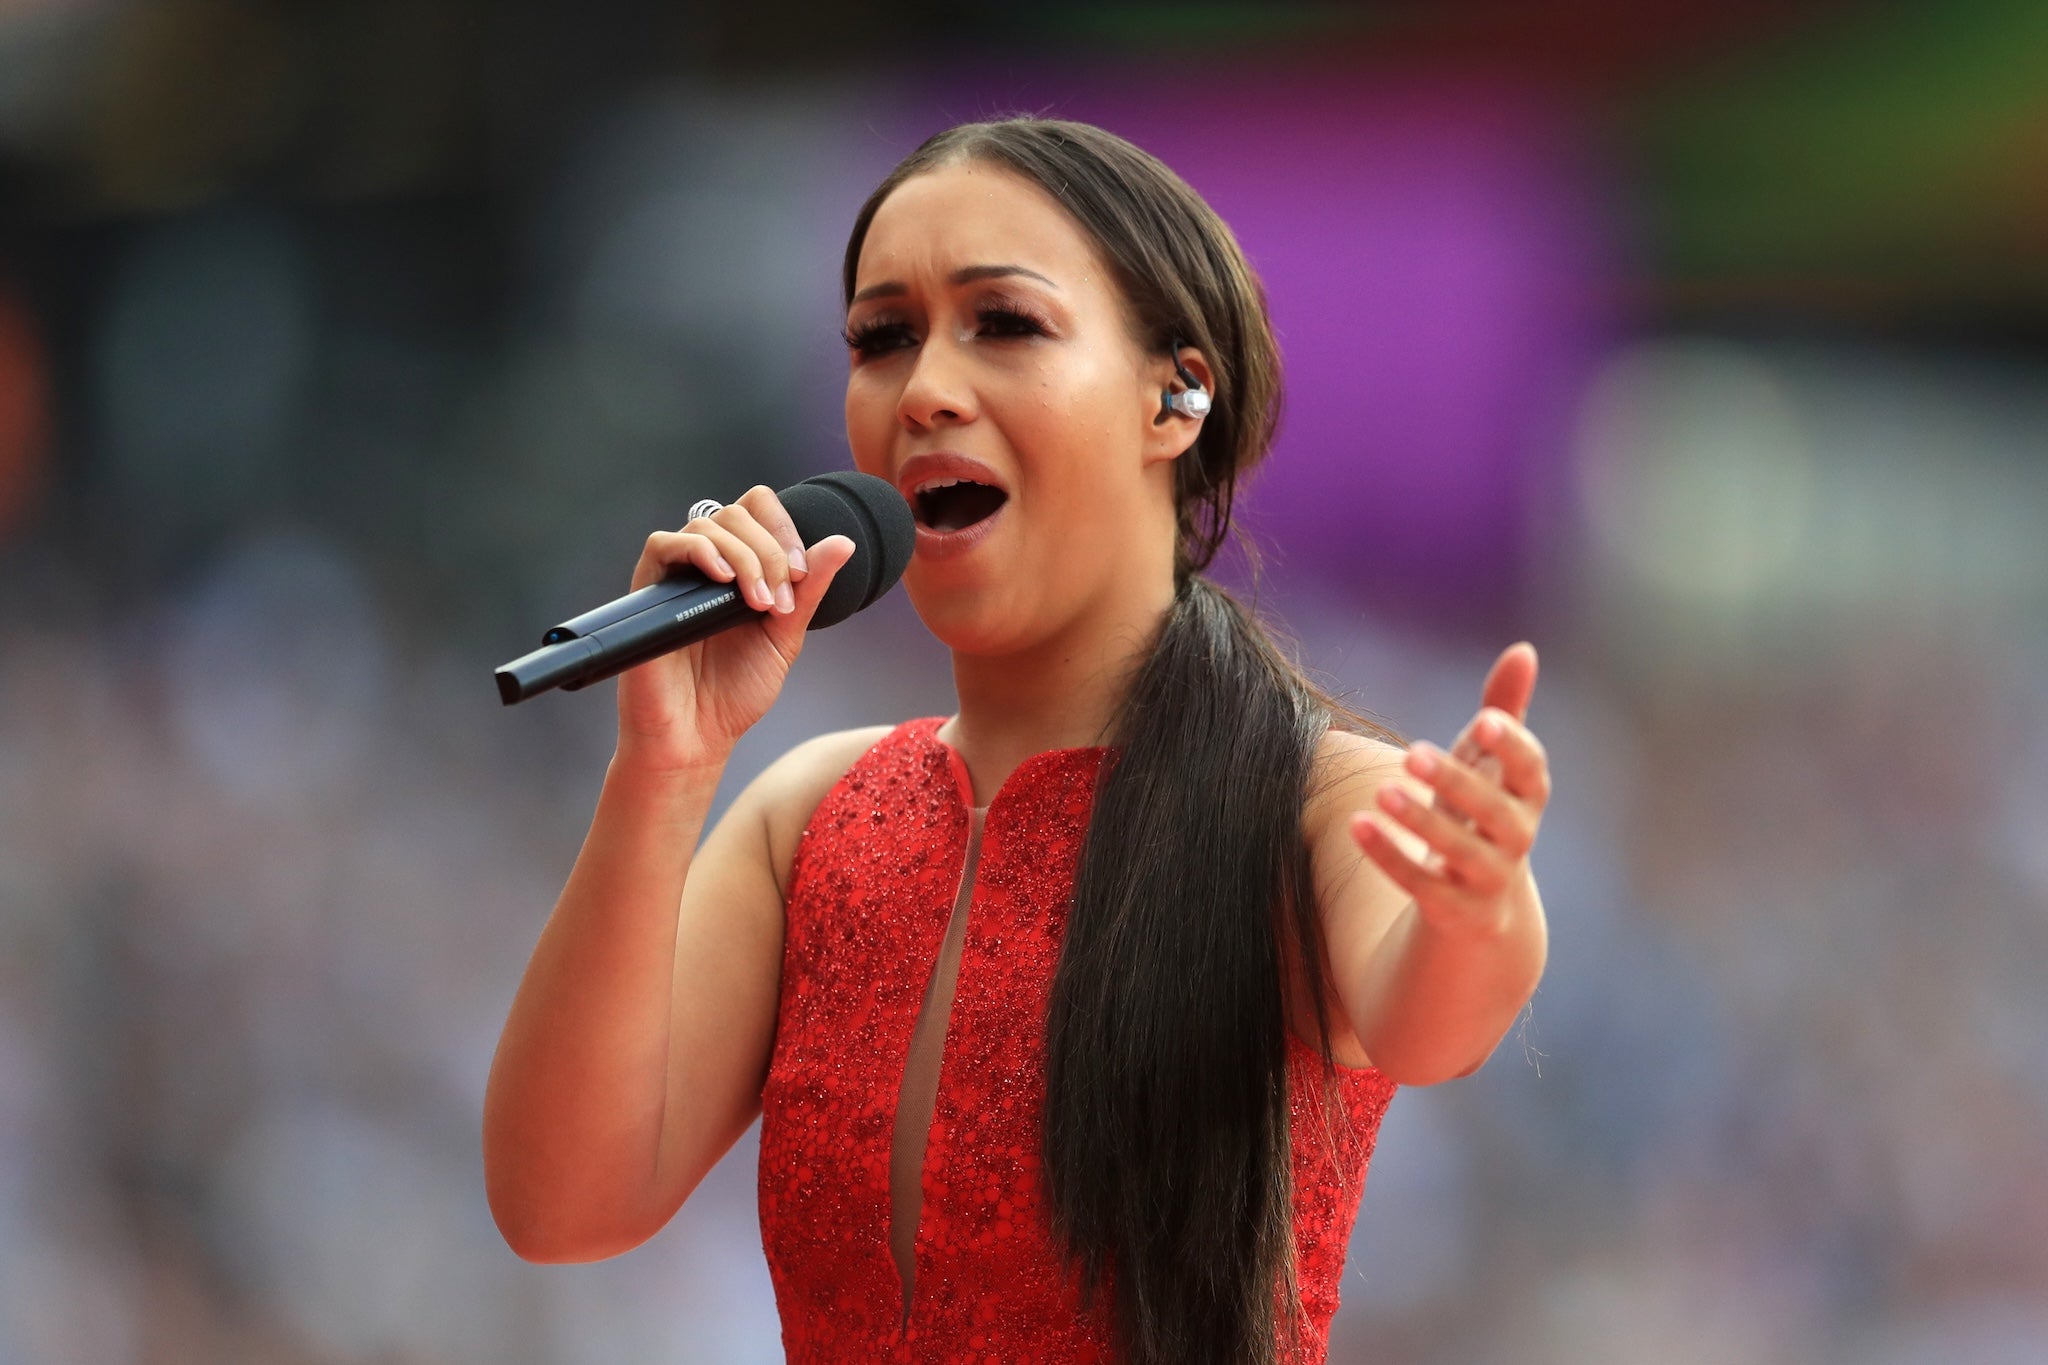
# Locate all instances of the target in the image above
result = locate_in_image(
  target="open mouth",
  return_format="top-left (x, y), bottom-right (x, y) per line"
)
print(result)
top-left (913, 478), bottom-right (1008, 533)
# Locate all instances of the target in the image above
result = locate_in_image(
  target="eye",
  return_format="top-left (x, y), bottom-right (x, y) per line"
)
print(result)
top-left (976, 304), bottom-right (1046, 339)
top-left (842, 317), bottom-right (913, 356)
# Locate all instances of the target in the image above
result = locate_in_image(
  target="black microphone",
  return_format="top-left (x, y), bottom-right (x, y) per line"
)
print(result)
top-left (494, 471), bottom-right (915, 705)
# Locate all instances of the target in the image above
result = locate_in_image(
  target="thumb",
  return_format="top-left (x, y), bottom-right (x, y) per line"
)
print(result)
top-left (1480, 641), bottom-right (1539, 723)
top-left (759, 534), bottom-right (857, 653)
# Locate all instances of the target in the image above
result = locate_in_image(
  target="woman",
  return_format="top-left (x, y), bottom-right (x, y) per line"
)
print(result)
top-left (484, 117), bottom-right (1551, 1365)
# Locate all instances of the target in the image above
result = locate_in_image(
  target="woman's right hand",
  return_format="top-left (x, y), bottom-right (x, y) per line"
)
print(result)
top-left (615, 484), bottom-right (855, 774)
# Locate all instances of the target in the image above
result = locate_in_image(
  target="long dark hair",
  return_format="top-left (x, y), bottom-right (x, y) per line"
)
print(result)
top-left (843, 117), bottom-right (1400, 1365)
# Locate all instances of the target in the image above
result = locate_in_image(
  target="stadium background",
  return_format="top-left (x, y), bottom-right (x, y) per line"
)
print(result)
top-left (1, 3), bottom-right (2044, 1360)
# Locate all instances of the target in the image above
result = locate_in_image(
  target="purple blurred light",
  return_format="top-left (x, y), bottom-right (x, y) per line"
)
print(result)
top-left (867, 69), bottom-right (1614, 619)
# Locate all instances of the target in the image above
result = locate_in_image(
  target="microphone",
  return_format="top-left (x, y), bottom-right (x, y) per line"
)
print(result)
top-left (494, 471), bottom-right (915, 705)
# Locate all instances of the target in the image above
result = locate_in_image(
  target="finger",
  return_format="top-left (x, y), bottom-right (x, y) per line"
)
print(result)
top-left (1478, 641), bottom-right (1539, 725)
top-left (734, 485), bottom-right (809, 580)
top-left (632, 529), bottom-right (738, 593)
top-left (1350, 812), bottom-right (1477, 908)
top-left (752, 534), bottom-right (856, 663)
top-left (790, 534), bottom-right (854, 621)
top-left (1471, 709), bottom-right (1552, 808)
top-left (691, 518), bottom-right (776, 612)
top-left (796, 532), bottom-right (855, 597)
top-left (709, 505), bottom-right (793, 615)
top-left (1447, 721), bottom-right (1501, 783)
top-left (1405, 741), bottom-right (1536, 856)
top-left (1373, 782), bottom-right (1515, 894)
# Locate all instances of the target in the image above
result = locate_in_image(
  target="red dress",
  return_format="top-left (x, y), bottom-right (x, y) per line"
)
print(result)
top-left (758, 718), bottom-right (1397, 1363)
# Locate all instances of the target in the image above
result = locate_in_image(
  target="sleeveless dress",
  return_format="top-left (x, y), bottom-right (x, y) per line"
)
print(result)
top-left (758, 717), bottom-right (1398, 1363)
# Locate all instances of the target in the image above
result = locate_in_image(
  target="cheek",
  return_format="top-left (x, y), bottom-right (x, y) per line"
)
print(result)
top-left (1015, 372), bottom-right (1143, 493)
top-left (844, 378), bottom-right (893, 473)
top-left (1016, 341), bottom-right (1107, 418)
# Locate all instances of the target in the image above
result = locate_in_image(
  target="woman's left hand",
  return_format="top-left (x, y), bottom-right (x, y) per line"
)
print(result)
top-left (1350, 642), bottom-right (1551, 939)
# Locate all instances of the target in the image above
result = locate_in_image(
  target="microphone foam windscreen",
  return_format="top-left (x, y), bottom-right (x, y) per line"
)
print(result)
top-left (780, 471), bottom-right (916, 630)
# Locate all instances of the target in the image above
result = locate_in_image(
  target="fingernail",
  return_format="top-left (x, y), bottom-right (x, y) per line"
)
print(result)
top-left (1379, 786), bottom-right (1408, 812)
top-left (713, 555), bottom-right (735, 579)
top-left (753, 577), bottom-right (772, 608)
top-left (774, 581), bottom-right (794, 614)
top-left (790, 544), bottom-right (808, 575)
top-left (1477, 716), bottom-right (1501, 745)
top-left (1408, 745), bottom-right (1439, 778)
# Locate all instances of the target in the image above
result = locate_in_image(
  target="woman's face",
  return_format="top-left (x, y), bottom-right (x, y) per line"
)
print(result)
top-left (843, 159), bottom-right (1196, 656)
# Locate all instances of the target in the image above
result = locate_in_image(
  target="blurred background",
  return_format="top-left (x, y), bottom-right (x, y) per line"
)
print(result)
top-left (2, 0), bottom-right (2045, 1360)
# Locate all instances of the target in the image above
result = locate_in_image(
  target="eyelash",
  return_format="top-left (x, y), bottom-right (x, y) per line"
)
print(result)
top-left (841, 302), bottom-right (1050, 356)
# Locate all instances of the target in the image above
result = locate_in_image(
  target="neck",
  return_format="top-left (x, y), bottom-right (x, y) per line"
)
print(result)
top-left (940, 575), bottom-right (1177, 806)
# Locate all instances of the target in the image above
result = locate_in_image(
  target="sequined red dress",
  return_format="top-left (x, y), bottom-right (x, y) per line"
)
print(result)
top-left (758, 717), bottom-right (1397, 1363)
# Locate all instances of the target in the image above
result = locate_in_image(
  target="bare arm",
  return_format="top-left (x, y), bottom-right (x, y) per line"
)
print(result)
top-left (1309, 737), bottom-right (1549, 1084)
top-left (482, 728), bottom-right (882, 1262)
top-left (482, 485), bottom-right (862, 1262)
top-left (483, 752), bottom-right (736, 1262)
top-left (1309, 644), bottom-right (1552, 1086)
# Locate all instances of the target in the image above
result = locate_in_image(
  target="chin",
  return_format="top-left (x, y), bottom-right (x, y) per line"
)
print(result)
top-left (904, 575), bottom-right (1039, 658)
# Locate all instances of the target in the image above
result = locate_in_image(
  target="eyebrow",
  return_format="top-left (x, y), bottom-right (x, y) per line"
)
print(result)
top-left (849, 264), bottom-right (1059, 305)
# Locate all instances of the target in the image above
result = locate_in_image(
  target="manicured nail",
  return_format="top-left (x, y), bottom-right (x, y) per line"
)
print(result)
top-left (774, 581), bottom-right (794, 614)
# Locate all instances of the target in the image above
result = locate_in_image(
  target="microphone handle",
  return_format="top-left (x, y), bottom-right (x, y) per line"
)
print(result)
top-left (494, 468), bottom-right (915, 707)
top-left (543, 572), bottom-right (707, 644)
top-left (495, 576), bottom-right (749, 704)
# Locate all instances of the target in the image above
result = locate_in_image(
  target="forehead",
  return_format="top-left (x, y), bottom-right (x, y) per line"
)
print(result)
top-left (854, 159), bottom-right (1113, 292)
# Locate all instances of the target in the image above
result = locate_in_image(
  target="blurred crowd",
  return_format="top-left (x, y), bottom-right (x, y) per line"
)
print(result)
top-left (2, 2), bottom-right (2045, 1362)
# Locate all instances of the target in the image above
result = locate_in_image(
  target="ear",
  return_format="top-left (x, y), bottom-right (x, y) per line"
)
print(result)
top-left (1141, 343), bottom-right (1214, 467)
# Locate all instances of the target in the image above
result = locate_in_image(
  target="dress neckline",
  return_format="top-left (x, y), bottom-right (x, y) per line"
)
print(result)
top-left (902, 715), bottom-right (1384, 1081)
top-left (910, 716), bottom-right (1112, 816)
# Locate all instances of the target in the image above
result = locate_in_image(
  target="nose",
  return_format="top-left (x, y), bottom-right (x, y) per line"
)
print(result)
top-left (896, 335), bottom-right (977, 432)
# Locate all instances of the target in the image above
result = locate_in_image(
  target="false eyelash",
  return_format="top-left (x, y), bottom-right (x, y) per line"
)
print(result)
top-left (841, 317), bottom-right (908, 353)
top-left (841, 302), bottom-right (1051, 356)
top-left (973, 296), bottom-right (1053, 337)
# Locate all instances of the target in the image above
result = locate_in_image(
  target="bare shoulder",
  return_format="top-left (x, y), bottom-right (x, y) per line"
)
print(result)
top-left (1313, 725), bottom-right (1407, 771)
top-left (1304, 725), bottom-right (1434, 892)
top-left (1305, 727), bottom-right (1413, 836)
top-left (743, 724), bottom-right (897, 899)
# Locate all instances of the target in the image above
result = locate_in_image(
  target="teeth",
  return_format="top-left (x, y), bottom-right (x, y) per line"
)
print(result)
top-left (914, 476), bottom-right (976, 494)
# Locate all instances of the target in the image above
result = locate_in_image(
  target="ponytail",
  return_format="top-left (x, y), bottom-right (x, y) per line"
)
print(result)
top-left (1044, 575), bottom-right (1388, 1365)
